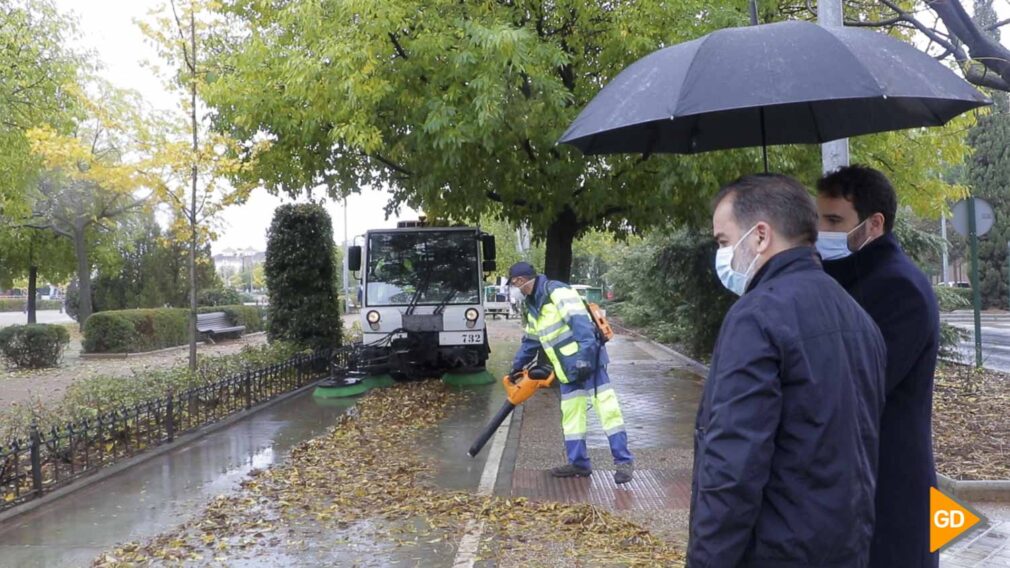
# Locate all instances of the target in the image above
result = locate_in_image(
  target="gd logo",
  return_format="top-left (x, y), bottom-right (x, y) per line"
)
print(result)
top-left (930, 487), bottom-right (983, 552)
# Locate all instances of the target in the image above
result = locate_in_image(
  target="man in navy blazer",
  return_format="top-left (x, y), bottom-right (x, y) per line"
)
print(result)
top-left (816, 165), bottom-right (940, 568)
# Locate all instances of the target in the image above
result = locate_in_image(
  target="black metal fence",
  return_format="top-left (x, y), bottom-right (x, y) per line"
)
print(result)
top-left (0, 347), bottom-right (350, 513)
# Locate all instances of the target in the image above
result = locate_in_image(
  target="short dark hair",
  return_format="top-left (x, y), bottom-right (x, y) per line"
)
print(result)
top-left (713, 174), bottom-right (818, 246)
top-left (816, 165), bottom-right (897, 233)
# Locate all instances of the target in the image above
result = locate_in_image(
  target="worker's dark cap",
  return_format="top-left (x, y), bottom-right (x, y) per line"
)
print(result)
top-left (508, 262), bottom-right (537, 280)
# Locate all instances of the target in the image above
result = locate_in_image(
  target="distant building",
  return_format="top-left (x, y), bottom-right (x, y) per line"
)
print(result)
top-left (213, 248), bottom-right (266, 278)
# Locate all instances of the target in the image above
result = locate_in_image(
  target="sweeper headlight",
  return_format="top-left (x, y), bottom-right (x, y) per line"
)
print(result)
top-left (366, 310), bottom-right (381, 324)
top-left (465, 308), bottom-right (479, 322)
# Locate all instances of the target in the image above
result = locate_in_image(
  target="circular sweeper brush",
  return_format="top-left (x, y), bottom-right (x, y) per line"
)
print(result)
top-left (313, 368), bottom-right (369, 399)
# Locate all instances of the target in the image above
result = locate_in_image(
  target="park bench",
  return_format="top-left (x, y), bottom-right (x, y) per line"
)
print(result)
top-left (196, 312), bottom-right (245, 342)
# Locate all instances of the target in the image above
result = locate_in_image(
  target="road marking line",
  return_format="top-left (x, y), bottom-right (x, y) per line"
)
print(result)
top-left (452, 411), bottom-right (511, 567)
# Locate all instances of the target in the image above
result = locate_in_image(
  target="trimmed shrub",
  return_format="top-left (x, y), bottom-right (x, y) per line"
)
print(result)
top-left (198, 287), bottom-right (244, 307)
top-left (0, 299), bottom-right (62, 312)
top-left (83, 308), bottom-right (189, 353)
top-left (0, 324), bottom-right (70, 368)
top-left (265, 204), bottom-right (343, 350)
top-left (934, 285), bottom-right (972, 313)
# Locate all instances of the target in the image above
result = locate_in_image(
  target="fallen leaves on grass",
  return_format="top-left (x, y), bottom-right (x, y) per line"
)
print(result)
top-left (934, 364), bottom-right (1010, 481)
top-left (94, 382), bottom-right (684, 567)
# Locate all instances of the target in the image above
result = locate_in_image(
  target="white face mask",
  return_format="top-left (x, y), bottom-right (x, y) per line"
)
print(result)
top-left (816, 220), bottom-right (871, 261)
top-left (715, 224), bottom-right (761, 296)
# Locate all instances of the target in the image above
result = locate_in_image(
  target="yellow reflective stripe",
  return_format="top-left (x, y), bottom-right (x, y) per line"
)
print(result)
top-left (543, 346), bottom-right (570, 383)
top-left (560, 396), bottom-right (588, 437)
top-left (594, 388), bottom-right (625, 432)
top-left (538, 320), bottom-right (567, 337)
top-left (539, 326), bottom-right (568, 342)
top-left (542, 330), bottom-right (574, 348)
top-left (558, 341), bottom-right (578, 356)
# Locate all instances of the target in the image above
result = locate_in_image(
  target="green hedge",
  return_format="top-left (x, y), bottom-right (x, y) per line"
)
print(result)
top-left (83, 308), bottom-right (189, 353)
top-left (934, 285), bottom-right (973, 313)
top-left (0, 324), bottom-right (70, 368)
top-left (83, 305), bottom-right (261, 353)
top-left (0, 299), bottom-right (63, 312)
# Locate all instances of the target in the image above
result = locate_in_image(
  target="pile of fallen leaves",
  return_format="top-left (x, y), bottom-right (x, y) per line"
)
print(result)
top-left (94, 381), bottom-right (683, 566)
top-left (933, 363), bottom-right (1010, 481)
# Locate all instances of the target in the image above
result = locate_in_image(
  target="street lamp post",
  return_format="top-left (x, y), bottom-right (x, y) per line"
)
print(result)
top-left (818, 0), bottom-right (850, 174)
top-left (343, 197), bottom-right (350, 314)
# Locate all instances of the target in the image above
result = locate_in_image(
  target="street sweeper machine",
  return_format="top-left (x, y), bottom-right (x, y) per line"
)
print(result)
top-left (336, 221), bottom-right (497, 383)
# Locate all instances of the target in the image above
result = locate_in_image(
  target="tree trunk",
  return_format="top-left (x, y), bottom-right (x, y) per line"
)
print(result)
top-left (73, 227), bottom-right (92, 330)
top-left (543, 207), bottom-right (578, 283)
top-left (188, 9), bottom-right (199, 371)
top-left (27, 239), bottom-right (36, 324)
top-left (27, 266), bottom-right (37, 324)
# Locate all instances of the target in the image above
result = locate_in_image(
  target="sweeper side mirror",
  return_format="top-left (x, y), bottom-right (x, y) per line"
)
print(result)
top-left (481, 234), bottom-right (496, 262)
top-left (348, 246), bottom-right (362, 272)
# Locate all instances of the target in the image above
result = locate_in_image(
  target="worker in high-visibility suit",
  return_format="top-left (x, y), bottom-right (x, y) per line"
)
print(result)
top-left (508, 262), bottom-right (634, 484)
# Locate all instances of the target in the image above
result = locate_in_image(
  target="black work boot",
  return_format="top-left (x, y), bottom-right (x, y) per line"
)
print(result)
top-left (614, 462), bottom-right (634, 485)
top-left (550, 464), bottom-right (592, 478)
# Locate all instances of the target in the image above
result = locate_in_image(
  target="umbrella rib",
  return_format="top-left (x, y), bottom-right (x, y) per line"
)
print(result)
top-left (809, 101), bottom-right (825, 142)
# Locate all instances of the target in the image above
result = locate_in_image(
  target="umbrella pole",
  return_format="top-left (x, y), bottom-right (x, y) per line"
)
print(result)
top-left (760, 107), bottom-right (768, 173)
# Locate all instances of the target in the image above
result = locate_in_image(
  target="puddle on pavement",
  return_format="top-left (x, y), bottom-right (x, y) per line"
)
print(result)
top-left (0, 390), bottom-right (351, 568)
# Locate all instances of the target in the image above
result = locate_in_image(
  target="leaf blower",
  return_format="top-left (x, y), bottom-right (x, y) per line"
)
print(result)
top-left (467, 366), bottom-right (555, 458)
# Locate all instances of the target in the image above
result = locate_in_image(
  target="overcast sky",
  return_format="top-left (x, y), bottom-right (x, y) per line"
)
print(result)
top-left (52, 0), bottom-right (419, 254)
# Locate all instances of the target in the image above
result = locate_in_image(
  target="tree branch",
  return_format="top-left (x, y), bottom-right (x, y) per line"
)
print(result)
top-left (988, 17), bottom-right (1010, 31)
top-left (388, 33), bottom-right (409, 59)
top-left (366, 152), bottom-right (412, 177)
top-left (925, 0), bottom-right (1010, 90)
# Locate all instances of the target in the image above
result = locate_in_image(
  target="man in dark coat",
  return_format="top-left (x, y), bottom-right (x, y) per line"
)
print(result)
top-left (816, 165), bottom-right (940, 568)
top-left (689, 174), bottom-right (887, 568)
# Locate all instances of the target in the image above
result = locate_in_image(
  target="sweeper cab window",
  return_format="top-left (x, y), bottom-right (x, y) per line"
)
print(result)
top-left (365, 231), bottom-right (480, 307)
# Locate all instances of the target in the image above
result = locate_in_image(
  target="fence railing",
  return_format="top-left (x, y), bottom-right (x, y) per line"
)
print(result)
top-left (0, 347), bottom-right (350, 513)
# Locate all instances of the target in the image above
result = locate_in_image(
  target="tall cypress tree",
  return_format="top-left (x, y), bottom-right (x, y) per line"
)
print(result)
top-left (966, 0), bottom-right (1010, 308)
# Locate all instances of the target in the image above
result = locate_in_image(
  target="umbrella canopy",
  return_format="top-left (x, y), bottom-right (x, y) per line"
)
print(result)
top-left (559, 20), bottom-right (990, 156)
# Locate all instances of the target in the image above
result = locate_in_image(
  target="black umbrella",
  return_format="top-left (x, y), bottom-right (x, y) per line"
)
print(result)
top-left (558, 20), bottom-right (990, 169)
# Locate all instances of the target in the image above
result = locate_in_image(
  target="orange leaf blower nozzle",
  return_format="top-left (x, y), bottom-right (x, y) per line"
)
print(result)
top-left (467, 367), bottom-right (554, 458)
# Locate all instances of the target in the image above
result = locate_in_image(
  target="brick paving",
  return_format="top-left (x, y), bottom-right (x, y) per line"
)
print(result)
top-left (943, 506), bottom-right (1010, 567)
top-left (510, 330), bottom-right (703, 550)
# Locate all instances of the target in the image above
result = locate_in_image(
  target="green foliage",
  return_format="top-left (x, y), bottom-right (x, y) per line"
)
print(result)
top-left (203, 0), bottom-right (969, 284)
top-left (934, 285), bottom-right (972, 312)
top-left (0, 340), bottom-right (303, 442)
top-left (0, 299), bottom-right (61, 312)
top-left (608, 230), bottom-right (735, 359)
top-left (966, 100), bottom-right (1010, 309)
top-left (571, 231), bottom-right (625, 287)
top-left (0, 0), bottom-right (84, 213)
top-left (264, 204), bottom-right (343, 350)
top-left (0, 229), bottom-right (76, 290)
top-left (474, 212), bottom-right (545, 282)
top-left (198, 287), bottom-right (243, 307)
top-left (82, 308), bottom-right (190, 353)
top-left (939, 322), bottom-right (967, 363)
top-left (0, 324), bottom-right (69, 368)
top-left (91, 216), bottom-right (221, 312)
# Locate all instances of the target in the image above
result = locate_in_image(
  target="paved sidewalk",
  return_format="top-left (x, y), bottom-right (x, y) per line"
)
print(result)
top-left (508, 329), bottom-right (703, 550)
top-left (942, 502), bottom-right (1010, 567)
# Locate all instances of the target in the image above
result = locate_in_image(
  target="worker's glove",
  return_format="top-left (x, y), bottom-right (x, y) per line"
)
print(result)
top-left (574, 360), bottom-right (593, 381)
top-left (508, 368), bottom-right (523, 382)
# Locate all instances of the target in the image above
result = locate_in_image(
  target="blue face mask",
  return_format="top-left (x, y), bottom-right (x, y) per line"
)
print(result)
top-left (815, 231), bottom-right (851, 261)
top-left (715, 225), bottom-right (760, 296)
top-left (816, 220), bottom-right (870, 261)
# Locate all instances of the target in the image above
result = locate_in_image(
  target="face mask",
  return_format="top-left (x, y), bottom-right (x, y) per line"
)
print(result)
top-left (715, 225), bottom-right (761, 296)
top-left (816, 220), bottom-right (872, 261)
top-left (517, 279), bottom-right (535, 296)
